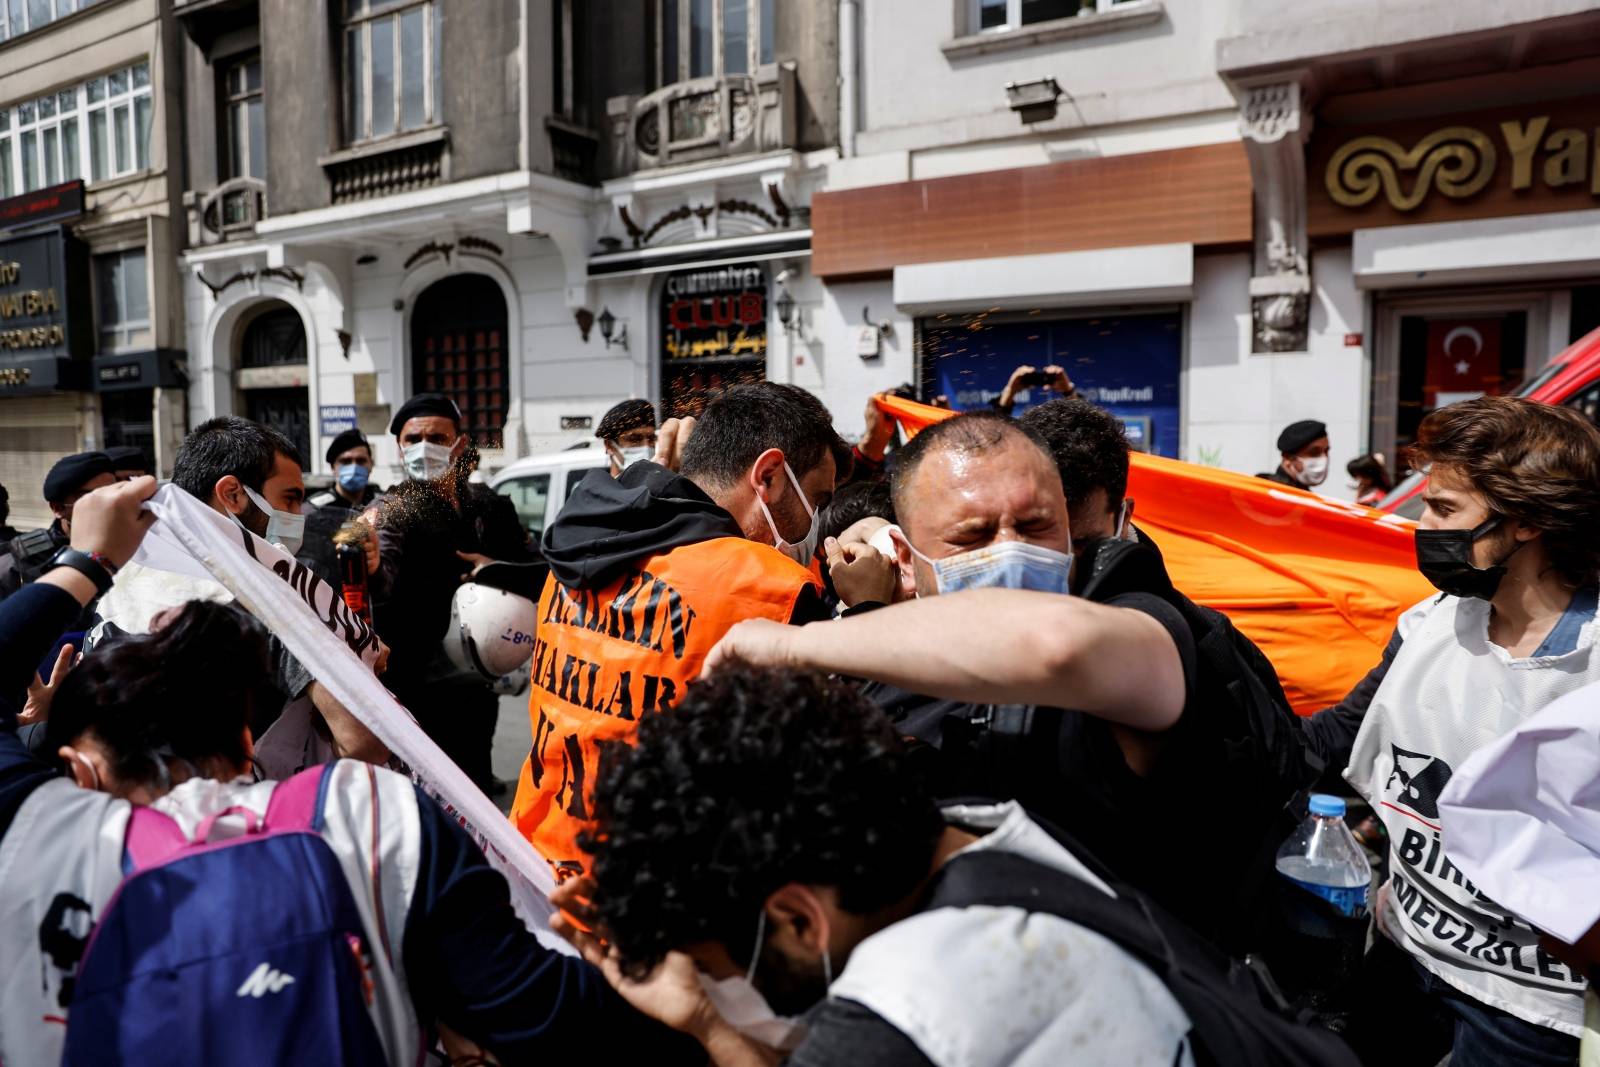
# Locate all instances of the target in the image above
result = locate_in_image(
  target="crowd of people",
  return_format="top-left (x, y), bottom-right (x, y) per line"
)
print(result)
top-left (0, 375), bottom-right (1597, 1065)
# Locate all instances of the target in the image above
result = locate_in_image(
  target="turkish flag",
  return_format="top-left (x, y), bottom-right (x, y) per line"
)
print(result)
top-left (1424, 318), bottom-right (1504, 407)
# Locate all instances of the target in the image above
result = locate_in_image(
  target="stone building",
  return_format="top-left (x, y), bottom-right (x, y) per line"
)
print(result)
top-left (0, 0), bottom-right (187, 528)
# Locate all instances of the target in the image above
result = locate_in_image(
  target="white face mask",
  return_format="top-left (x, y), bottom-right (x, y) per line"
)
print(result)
top-left (755, 461), bottom-right (821, 566)
top-left (902, 535), bottom-right (1073, 595)
top-left (403, 440), bottom-right (456, 481)
top-left (1296, 455), bottom-right (1329, 487)
top-left (610, 443), bottom-right (654, 472)
top-left (698, 908), bottom-right (829, 1052)
top-left (238, 483), bottom-right (306, 556)
top-left (1114, 499), bottom-right (1136, 542)
top-left (697, 972), bottom-right (808, 1052)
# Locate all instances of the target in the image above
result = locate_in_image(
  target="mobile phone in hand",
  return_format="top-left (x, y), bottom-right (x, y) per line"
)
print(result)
top-left (1021, 370), bottom-right (1053, 388)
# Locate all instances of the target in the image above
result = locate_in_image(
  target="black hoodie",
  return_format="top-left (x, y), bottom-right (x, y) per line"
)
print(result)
top-left (541, 462), bottom-right (830, 622)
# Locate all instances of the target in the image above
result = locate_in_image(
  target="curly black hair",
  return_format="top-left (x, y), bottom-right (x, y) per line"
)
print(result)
top-left (46, 599), bottom-right (271, 788)
top-left (581, 663), bottom-right (944, 978)
top-left (1018, 398), bottom-right (1130, 518)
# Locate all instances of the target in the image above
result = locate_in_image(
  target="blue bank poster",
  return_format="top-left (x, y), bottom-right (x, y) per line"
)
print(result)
top-left (919, 311), bottom-right (1182, 457)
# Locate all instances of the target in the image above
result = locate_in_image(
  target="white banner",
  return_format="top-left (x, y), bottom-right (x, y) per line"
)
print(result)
top-left (132, 486), bottom-right (565, 948)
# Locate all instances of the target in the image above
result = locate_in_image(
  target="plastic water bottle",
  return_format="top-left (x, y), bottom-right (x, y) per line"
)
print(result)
top-left (1275, 794), bottom-right (1372, 919)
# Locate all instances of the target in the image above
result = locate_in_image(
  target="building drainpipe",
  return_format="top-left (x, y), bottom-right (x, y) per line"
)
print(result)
top-left (839, 0), bottom-right (858, 158)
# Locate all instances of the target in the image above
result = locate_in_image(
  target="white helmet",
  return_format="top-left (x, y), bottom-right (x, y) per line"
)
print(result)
top-left (444, 582), bottom-right (538, 682)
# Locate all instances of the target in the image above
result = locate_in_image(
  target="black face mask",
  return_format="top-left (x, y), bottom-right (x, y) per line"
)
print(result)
top-left (1414, 516), bottom-right (1515, 601)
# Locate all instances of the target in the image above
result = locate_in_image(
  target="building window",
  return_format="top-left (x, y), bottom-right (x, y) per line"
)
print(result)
top-left (343, 0), bottom-right (442, 144)
top-left (974, 0), bottom-right (1136, 31)
top-left (0, 0), bottom-right (101, 42)
top-left (95, 247), bottom-right (151, 353)
top-left (658, 0), bottom-right (774, 86)
top-left (241, 306), bottom-right (307, 367)
top-left (224, 53), bottom-right (265, 180)
top-left (0, 62), bottom-right (152, 193)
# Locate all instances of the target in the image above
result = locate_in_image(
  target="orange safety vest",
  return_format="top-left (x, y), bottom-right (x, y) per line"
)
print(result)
top-left (509, 536), bottom-right (821, 877)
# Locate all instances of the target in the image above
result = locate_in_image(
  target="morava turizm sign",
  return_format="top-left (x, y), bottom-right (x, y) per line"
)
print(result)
top-left (1309, 96), bottom-right (1600, 234)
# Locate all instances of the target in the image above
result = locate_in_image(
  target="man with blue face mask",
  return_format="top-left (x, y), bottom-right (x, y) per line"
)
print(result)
top-left (297, 429), bottom-right (383, 592)
top-left (708, 413), bottom-right (1252, 942)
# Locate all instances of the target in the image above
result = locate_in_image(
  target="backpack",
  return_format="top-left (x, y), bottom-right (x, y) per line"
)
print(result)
top-left (62, 765), bottom-right (389, 1066)
top-left (926, 847), bottom-right (1361, 1067)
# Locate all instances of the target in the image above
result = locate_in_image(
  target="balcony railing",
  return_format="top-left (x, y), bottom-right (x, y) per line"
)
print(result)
top-left (321, 127), bottom-right (449, 204)
top-left (607, 62), bottom-right (797, 175)
top-left (184, 176), bottom-right (267, 247)
top-left (547, 117), bottom-right (599, 184)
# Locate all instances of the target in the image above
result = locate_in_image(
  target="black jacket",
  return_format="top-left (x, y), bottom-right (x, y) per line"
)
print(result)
top-left (542, 462), bottom-right (831, 621)
top-left (369, 481), bottom-right (535, 676)
top-left (1255, 467), bottom-right (1302, 488)
top-left (296, 484), bottom-right (383, 592)
top-left (862, 536), bottom-right (1318, 953)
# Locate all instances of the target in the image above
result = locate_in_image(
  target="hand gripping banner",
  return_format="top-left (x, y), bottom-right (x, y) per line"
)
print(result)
top-left (132, 486), bottom-right (568, 950)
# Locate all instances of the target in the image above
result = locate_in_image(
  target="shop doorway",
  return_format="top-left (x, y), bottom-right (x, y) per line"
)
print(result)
top-left (410, 275), bottom-right (509, 448)
top-left (1373, 292), bottom-right (1554, 474)
top-left (917, 308), bottom-right (1183, 457)
top-left (238, 303), bottom-right (311, 467)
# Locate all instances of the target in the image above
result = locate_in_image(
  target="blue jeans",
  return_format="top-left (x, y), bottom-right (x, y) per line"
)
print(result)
top-left (1349, 939), bottom-right (1579, 1067)
top-left (1409, 956), bottom-right (1578, 1067)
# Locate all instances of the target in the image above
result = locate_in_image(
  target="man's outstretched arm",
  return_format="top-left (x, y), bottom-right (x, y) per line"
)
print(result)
top-left (706, 588), bottom-right (1186, 733)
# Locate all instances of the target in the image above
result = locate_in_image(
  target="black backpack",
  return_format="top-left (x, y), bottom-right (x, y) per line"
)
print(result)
top-left (925, 847), bottom-right (1361, 1067)
top-left (1073, 538), bottom-right (1327, 949)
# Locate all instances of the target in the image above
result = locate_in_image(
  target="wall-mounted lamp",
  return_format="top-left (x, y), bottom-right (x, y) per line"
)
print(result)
top-left (597, 306), bottom-right (628, 350)
top-left (1005, 76), bottom-right (1062, 124)
top-left (775, 286), bottom-right (797, 335)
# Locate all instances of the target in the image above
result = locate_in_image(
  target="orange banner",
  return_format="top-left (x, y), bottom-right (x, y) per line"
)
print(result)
top-left (873, 394), bottom-right (1434, 715)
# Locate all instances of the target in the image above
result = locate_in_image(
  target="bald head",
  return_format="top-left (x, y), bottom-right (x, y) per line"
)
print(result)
top-left (888, 413), bottom-right (1070, 597)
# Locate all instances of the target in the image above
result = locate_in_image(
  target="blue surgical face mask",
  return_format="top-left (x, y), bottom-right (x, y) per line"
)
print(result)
top-left (901, 535), bottom-right (1073, 595)
top-left (337, 463), bottom-right (370, 492)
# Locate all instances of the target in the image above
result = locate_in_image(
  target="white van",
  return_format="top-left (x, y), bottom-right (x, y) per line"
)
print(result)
top-left (487, 441), bottom-right (610, 544)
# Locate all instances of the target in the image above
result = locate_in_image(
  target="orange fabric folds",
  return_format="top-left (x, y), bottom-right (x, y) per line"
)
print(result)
top-left (510, 537), bottom-right (820, 876)
top-left (873, 394), bottom-right (1435, 715)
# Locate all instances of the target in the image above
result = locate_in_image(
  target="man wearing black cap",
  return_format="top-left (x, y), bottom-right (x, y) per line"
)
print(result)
top-left (297, 429), bottom-right (382, 591)
top-left (1258, 420), bottom-right (1331, 490)
top-left (104, 446), bottom-right (151, 480)
top-left (595, 399), bottom-right (657, 477)
top-left (0, 452), bottom-right (117, 602)
top-left (364, 393), bottom-right (534, 794)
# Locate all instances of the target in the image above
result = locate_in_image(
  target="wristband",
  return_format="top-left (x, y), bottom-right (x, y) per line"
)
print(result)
top-left (82, 550), bottom-right (119, 576)
top-left (46, 547), bottom-right (117, 597)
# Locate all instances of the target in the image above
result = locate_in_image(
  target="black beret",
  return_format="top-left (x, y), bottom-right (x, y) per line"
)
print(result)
top-left (325, 429), bottom-right (372, 464)
top-left (104, 445), bottom-right (150, 472)
top-left (43, 451), bottom-right (115, 504)
top-left (1277, 420), bottom-right (1328, 455)
top-left (595, 399), bottom-right (657, 440)
top-left (388, 393), bottom-right (463, 436)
